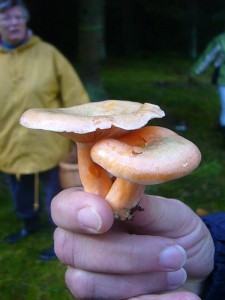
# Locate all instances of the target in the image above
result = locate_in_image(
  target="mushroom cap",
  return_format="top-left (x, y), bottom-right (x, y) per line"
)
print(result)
top-left (90, 126), bottom-right (201, 185)
top-left (20, 100), bottom-right (165, 134)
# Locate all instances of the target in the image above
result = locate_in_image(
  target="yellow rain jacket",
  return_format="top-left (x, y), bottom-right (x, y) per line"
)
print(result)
top-left (0, 35), bottom-right (89, 175)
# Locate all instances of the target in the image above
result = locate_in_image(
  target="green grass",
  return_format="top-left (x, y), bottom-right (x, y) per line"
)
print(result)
top-left (0, 179), bottom-right (74, 300)
top-left (1, 54), bottom-right (225, 299)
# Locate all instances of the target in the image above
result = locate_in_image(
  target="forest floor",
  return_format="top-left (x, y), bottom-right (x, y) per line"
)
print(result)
top-left (0, 53), bottom-right (224, 299)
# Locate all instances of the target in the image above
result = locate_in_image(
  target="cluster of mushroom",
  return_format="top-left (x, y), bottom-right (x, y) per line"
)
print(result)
top-left (20, 100), bottom-right (201, 220)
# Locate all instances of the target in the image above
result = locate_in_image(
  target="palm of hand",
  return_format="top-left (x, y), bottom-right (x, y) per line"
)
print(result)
top-left (52, 191), bottom-right (214, 299)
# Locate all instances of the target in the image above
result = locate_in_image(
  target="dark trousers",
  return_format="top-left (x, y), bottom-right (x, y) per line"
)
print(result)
top-left (6, 166), bottom-right (61, 225)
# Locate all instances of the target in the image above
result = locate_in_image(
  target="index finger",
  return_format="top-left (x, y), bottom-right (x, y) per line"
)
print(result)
top-left (51, 188), bottom-right (114, 234)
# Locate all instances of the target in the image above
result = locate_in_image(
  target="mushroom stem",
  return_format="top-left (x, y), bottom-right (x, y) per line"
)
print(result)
top-left (105, 178), bottom-right (146, 220)
top-left (76, 142), bottom-right (112, 198)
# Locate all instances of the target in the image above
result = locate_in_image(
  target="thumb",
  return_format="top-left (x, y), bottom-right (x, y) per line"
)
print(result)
top-left (125, 194), bottom-right (200, 238)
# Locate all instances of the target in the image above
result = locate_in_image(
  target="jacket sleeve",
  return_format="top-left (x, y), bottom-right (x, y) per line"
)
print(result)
top-left (189, 36), bottom-right (223, 76)
top-left (200, 213), bottom-right (225, 299)
top-left (53, 48), bottom-right (90, 107)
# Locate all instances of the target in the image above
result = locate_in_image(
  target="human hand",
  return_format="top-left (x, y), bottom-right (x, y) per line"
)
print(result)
top-left (51, 189), bottom-right (214, 300)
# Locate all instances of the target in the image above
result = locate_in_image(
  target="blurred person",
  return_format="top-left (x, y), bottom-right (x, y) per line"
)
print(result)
top-left (51, 189), bottom-right (225, 300)
top-left (189, 32), bottom-right (225, 135)
top-left (0, 0), bottom-right (89, 260)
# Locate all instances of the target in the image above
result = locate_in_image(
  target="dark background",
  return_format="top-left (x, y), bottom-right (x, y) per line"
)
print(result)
top-left (25, 0), bottom-right (225, 62)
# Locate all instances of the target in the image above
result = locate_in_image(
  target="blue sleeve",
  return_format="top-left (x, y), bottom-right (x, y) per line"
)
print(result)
top-left (200, 212), bottom-right (225, 299)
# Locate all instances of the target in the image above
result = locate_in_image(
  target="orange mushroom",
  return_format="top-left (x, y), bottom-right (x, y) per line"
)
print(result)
top-left (20, 100), bottom-right (165, 198)
top-left (90, 126), bottom-right (201, 220)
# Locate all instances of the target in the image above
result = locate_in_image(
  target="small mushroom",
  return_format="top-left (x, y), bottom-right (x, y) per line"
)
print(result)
top-left (90, 126), bottom-right (201, 220)
top-left (20, 100), bottom-right (165, 198)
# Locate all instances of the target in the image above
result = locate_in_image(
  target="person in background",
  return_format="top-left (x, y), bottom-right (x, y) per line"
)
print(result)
top-left (51, 188), bottom-right (225, 300)
top-left (0, 0), bottom-right (89, 260)
top-left (189, 32), bottom-right (225, 136)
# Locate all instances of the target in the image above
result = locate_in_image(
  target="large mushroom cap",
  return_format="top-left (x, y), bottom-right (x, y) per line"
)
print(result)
top-left (20, 100), bottom-right (165, 134)
top-left (91, 126), bottom-right (201, 185)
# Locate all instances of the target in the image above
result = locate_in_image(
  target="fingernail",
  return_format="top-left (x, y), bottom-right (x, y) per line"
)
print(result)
top-left (167, 268), bottom-right (187, 289)
top-left (159, 245), bottom-right (187, 270)
top-left (77, 207), bottom-right (102, 232)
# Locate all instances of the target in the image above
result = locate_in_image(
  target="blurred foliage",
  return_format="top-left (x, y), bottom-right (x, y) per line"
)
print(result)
top-left (0, 54), bottom-right (225, 299)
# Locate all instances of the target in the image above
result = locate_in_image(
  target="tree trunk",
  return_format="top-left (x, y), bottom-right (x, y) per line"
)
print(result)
top-left (188, 0), bottom-right (198, 58)
top-left (77, 0), bottom-right (107, 101)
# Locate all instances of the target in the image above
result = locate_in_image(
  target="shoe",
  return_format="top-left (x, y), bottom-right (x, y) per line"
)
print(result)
top-left (5, 216), bottom-right (40, 244)
top-left (39, 246), bottom-right (56, 260)
top-left (5, 228), bottom-right (37, 244)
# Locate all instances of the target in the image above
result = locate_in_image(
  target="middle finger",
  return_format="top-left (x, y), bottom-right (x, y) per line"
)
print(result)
top-left (54, 228), bottom-right (187, 274)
